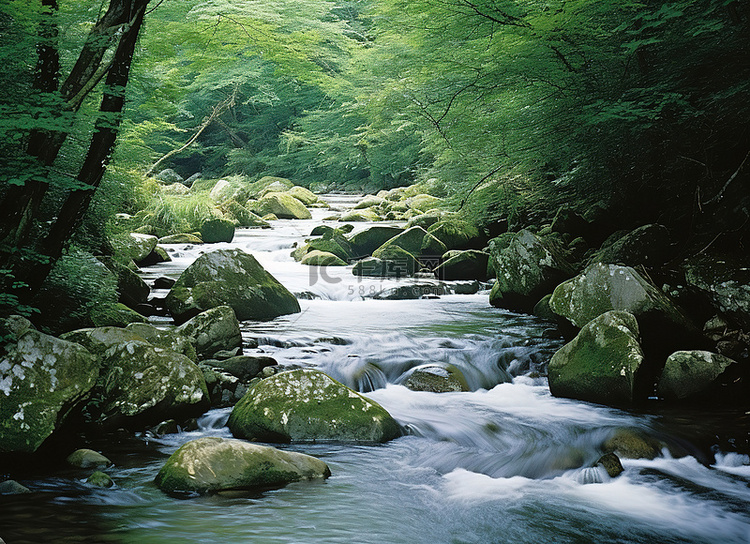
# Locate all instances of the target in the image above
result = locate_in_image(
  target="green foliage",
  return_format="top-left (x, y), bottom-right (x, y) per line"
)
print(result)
top-left (136, 192), bottom-right (220, 238)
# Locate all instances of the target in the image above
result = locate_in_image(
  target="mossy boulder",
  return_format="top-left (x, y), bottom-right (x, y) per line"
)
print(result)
top-left (369, 245), bottom-right (419, 277)
top-left (165, 248), bottom-right (300, 323)
top-left (86, 339), bottom-right (208, 428)
top-left (434, 250), bottom-right (489, 281)
top-left (549, 263), bottom-right (699, 360)
top-left (372, 226), bottom-right (442, 260)
top-left (200, 218), bottom-right (235, 243)
top-left (587, 224), bottom-right (671, 268)
top-left (154, 437), bottom-right (330, 496)
top-left (287, 186), bottom-right (321, 206)
top-left (248, 176), bottom-right (294, 198)
top-left (354, 195), bottom-right (386, 209)
top-left (111, 233), bottom-right (158, 263)
top-left (67, 448), bottom-right (111, 469)
top-left (657, 350), bottom-right (745, 403)
top-left (347, 226), bottom-right (405, 258)
top-left (407, 194), bottom-right (443, 212)
top-left (548, 311), bottom-right (645, 406)
top-left (490, 229), bottom-right (575, 313)
top-left (401, 364), bottom-right (469, 393)
top-left (306, 233), bottom-right (352, 262)
top-left (158, 233), bottom-right (203, 244)
top-left (427, 220), bottom-right (483, 250)
top-left (683, 253), bottom-right (750, 329)
top-left (221, 200), bottom-right (270, 228)
top-left (175, 306), bottom-right (242, 359)
top-left (227, 369), bottom-right (401, 443)
top-left (602, 428), bottom-right (664, 460)
top-left (89, 302), bottom-right (148, 328)
top-left (209, 179), bottom-right (243, 203)
top-left (87, 471), bottom-right (114, 488)
top-left (0, 330), bottom-right (99, 453)
top-left (340, 209), bottom-right (381, 222)
top-left (208, 355), bottom-right (277, 382)
top-left (250, 192), bottom-right (311, 220)
top-left (125, 322), bottom-right (198, 361)
top-left (301, 250), bottom-right (347, 266)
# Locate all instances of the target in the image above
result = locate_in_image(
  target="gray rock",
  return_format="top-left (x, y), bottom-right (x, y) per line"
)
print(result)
top-left (490, 229), bottom-right (574, 312)
top-left (154, 168), bottom-right (183, 184)
top-left (227, 369), bottom-right (401, 443)
top-left (176, 306), bottom-right (242, 359)
top-left (0, 331), bottom-right (98, 453)
top-left (154, 437), bottom-right (330, 496)
top-left (401, 364), bottom-right (469, 393)
top-left (67, 448), bottom-right (111, 469)
top-left (166, 248), bottom-right (300, 323)
top-left (657, 350), bottom-right (744, 402)
top-left (548, 311), bottom-right (645, 406)
top-left (0, 480), bottom-right (31, 495)
top-left (209, 355), bottom-right (277, 382)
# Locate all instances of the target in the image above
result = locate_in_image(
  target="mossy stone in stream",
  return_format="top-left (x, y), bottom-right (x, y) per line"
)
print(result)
top-left (155, 437), bottom-right (330, 496)
top-left (175, 306), bottom-right (242, 359)
top-left (339, 208), bottom-right (381, 222)
top-left (301, 250), bottom-right (347, 266)
top-left (227, 369), bottom-right (402, 443)
top-left (67, 448), bottom-right (111, 469)
top-left (250, 192), bottom-right (312, 220)
top-left (434, 250), bottom-right (489, 281)
top-left (87, 471), bottom-right (114, 488)
top-left (158, 233), bottom-right (203, 244)
top-left (0, 330), bottom-right (99, 453)
top-left (370, 246), bottom-right (419, 276)
top-left (548, 310), bottom-right (645, 406)
top-left (287, 186), bottom-right (321, 206)
top-left (657, 350), bottom-right (742, 403)
top-left (347, 226), bottom-right (405, 258)
top-left (165, 248), bottom-right (300, 323)
top-left (401, 364), bottom-right (469, 393)
top-left (200, 218), bottom-right (235, 243)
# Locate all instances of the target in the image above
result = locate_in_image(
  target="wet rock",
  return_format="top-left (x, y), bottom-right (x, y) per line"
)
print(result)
top-left (347, 226), bottom-right (405, 258)
top-left (200, 218), bottom-right (235, 243)
top-left (227, 369), bottom-right (401, 443)
top-left (548, 311), bottom-right (645, 406)
top-left (87, 471), bottom-right (114, 488)
top-left (683, 253), bottom-right (750, 330)
top-left (209, 355), bottom-right (277, 382)
top-left (371, 283), bottom-right (448, 300)
top-left (401, 364), bottom-right (469, 393)
top-left (587, 224), bottom-right (671, 268)
top-left (490, 229), bottom-right (575, 313)
top-left (434, 250), bottom-right (489, 281)
top-left (67, 449), bottom-right (111, 469)
top-left (0, 480), bottom-right (31, 495)
top-left (249, 192), bottom-right (312, 220)
top-left (657, 350), bottom-right (745, 403)
top-left (151, 419), bottom-right (180, 437)
top-left (288, 186), bottom-right (322, 206)
top-left (306, 232), bottom-right (353, 261)
top-left (158, 233), bottom-right (203, 244)
top-left (369, 246), bottom-right (419, 276)
top-left (340, 208), bottom-right (381, 222)
top-left (165, 248), bottom-right (300, 323)
top-left (0, 331), bottom-right (98, 453)
top-left (111, 233), bottom-right (158, 263)
top-left (532, 294), bottom-right (557, 322)
top-left (549, 263), bottom-right (700, 359)
top-left (153, 277), bottom-right (176, 290)
top-left (125, 323), bottom-right (198, 361)
top-left (427, 220), bottom-right (483, 250)
top-left (301, 250), bottom-right (347, 266)
top-left (602, 428), bottom-right (663, 460)
top-left (595, 452), bottom-right (624, 477)
top-left (221, 200), bottom-right (270, 228)
top-left (136, 245), bottom-right (172, 267)
top-left (175, 306), bottom-right (242, 359)
top-left (109, 260), bottom-right (150, 308)
top-left (89, 303), bottom-right (148, 328)
top-left (155, 437), bottom-right (330, 496)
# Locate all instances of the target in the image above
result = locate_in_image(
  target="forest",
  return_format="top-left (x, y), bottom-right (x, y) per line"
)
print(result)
top-left (1, 0), bottom-right (748, 321)
top-left (1, 2), bottom-right (749, 542)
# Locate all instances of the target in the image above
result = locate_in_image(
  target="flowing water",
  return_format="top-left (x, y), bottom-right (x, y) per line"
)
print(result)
top-left (2, 195), bottom-right (749, 544)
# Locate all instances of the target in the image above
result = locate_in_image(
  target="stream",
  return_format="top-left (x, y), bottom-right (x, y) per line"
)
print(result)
top-left (2, 194), bottom-right (749, 543)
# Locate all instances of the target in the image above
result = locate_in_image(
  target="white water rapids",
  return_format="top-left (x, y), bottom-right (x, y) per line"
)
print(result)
top-left (1, 193), bottom-right (748, 544)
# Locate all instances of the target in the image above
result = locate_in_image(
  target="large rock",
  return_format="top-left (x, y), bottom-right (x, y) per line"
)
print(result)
top-left (369, 246), bottom-right (419, 277)
top-left (427, 220), bottom-right (483, 250)
top-left (306, 233), bottom-right (352, 262)
top-left (657, 351), bottom-right (745, 403)
top-left (200, 218), bottom-right (235, 243)
top-left (227, 369), bottom-right (401, 443)
top-left (401, 364), bottom-right (469, 393)
top-left (221, 200), bottom-right (270, 228)
top-left (154, 437), bottom-right (330, 496)
top-left (125, 323), bottom-right (198, 361)
top-left (111, 233), bottom-right (158, 263)
top-left (158, 233), bottom-right (203, 244)
top-left (248, 176), bottom-right (294, 198)
top-left (250, 192), bottom-right (312, 220)
top-left (88, 339), bottom-right (207, 428)
top-left (372, 226), bottom-right (444, 260)
top-left (175, 306), bottom-right (243, 359)
top-left (287, 186), bottom-right (321, 206)
top-left (0, 330), bottom-right (99, 453)
top-left (683, 253), bottom-right (750, 329)
top-left (165, 248), bottom-right (300, 323)
top-left (208, 355), bottom-right (277, 382)
top-left (347, 226), bottom-right (404, 258)
top-left (549, 263), bottom-right (700, 360)
top-left (89, 302), bottom-right (148, 328)
top-left (301, 250), bottom-right (347, 266)
top-left (434, 250), bottom-right (489, 281)
top-left (587, 224), bottom-right (671, 267)
top-left (490, 229), bottom-right (574, 312)
top-left (548, 311), bottom-right (645, 406)
top-left (352, 257), bottom-right (414, 278)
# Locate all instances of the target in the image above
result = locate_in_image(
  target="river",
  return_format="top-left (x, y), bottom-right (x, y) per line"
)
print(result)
top-left (1, 194), bottom-right (749, 543)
